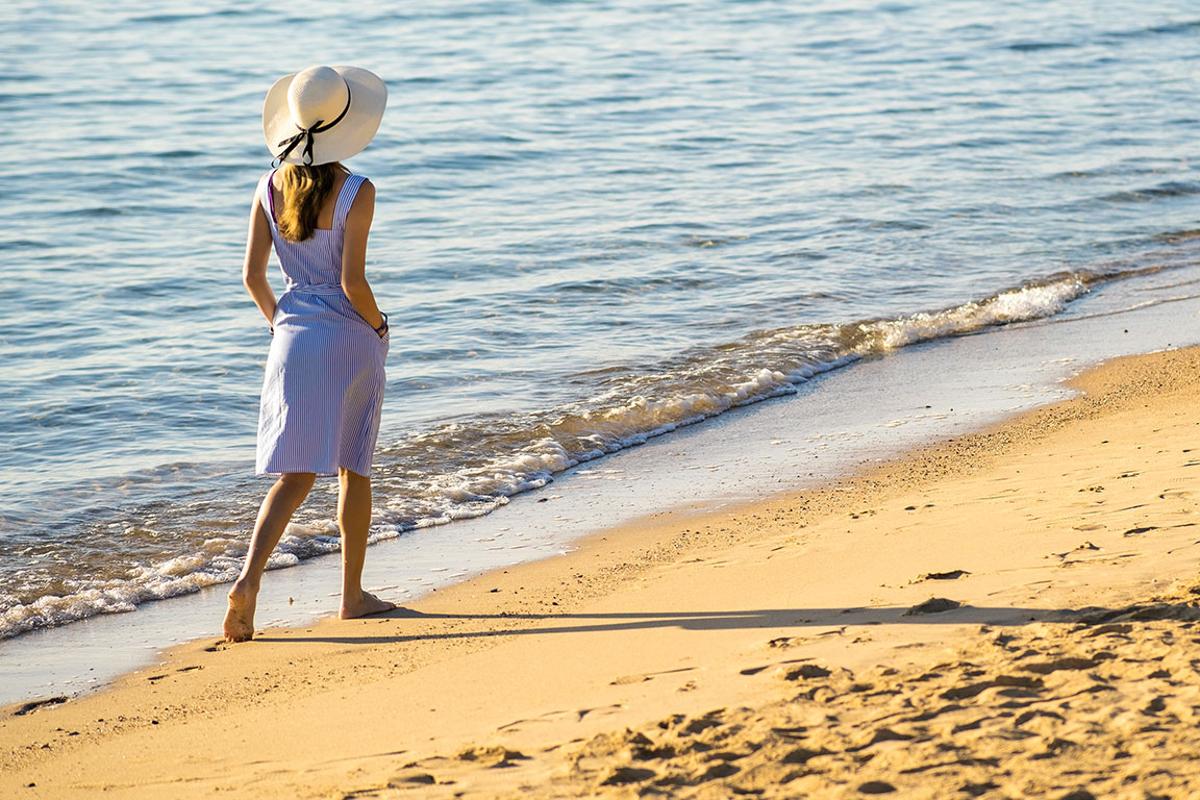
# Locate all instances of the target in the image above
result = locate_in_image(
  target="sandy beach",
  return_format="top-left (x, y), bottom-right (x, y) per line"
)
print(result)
top-left (5, 345), bottom-right (1200, 798)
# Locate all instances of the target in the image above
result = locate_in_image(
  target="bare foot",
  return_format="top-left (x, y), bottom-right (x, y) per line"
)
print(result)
top-left (223, 581), bottom-right (257, 642)
top-left (340, 590), bottom-right (397, 619)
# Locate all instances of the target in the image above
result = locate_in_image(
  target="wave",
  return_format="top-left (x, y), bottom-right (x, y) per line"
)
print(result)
top-left (1101, 181), bottom-right (1200, 204)
top-left (1101, 19), bottom-right (1200, 42)
top-left (0, 271), bottom-right (1112, 640)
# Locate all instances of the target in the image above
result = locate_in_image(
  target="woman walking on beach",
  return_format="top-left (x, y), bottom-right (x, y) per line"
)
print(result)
top-left (224, 65), bottom-right (395, 642)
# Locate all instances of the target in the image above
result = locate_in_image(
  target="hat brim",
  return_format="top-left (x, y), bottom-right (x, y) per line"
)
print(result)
top-left (262, 66), bottom-right (386, 166)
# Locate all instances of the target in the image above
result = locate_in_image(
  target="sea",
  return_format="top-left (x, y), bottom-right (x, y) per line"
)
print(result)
top-left (2, 0), bottom-right (1200, 669)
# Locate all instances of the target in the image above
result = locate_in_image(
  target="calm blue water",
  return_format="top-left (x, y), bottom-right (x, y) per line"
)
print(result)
top-left (2, 0), bottom-right (1199, 638)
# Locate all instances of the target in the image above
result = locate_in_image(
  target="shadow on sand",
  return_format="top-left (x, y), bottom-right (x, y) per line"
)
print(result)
top-left (252, 599), bottom-right (1200, 646)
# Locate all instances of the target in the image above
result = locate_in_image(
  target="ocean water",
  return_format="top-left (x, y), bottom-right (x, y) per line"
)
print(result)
top-left (2, 0), bottom-right (1199, 641)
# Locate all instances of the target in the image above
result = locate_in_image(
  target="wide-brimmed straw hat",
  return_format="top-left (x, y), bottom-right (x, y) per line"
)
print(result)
top-left (262, 65), bottom-right (387, 166)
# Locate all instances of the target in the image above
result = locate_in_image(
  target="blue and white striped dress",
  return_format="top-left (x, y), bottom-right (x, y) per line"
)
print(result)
top-left (254, 169), bottom-right (389, 478)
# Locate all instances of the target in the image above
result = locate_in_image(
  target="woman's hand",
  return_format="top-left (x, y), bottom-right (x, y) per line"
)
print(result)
top-left (243, 185), bottom-right (278, 330)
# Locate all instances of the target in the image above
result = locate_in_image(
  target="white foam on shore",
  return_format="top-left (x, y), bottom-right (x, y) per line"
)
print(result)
top-left (856, 276), bottom-right (1087, 351)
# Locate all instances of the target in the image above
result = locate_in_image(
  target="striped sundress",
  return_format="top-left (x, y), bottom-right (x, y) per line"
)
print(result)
top-left (253, 169), bottom-right (389, 478)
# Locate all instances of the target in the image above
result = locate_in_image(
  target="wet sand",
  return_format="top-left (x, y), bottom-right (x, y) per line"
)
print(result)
top-left (4, 346), bottom-right (1200, 798)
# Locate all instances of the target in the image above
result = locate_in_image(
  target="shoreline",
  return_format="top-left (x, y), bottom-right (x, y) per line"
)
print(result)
top-left (5, 345), bottom-right (1200, 796)
top-left (8, 255), bottom-right (1199, 661)
top-left (9, 264), bottom-right (1200, 708)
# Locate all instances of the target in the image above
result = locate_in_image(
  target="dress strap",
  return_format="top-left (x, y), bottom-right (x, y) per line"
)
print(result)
top-left (257, 170), bottom-right (278, 230)
top-left (333, 174), bottom-right (367, 230)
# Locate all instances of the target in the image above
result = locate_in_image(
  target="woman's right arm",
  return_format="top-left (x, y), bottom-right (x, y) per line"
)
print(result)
top-left (340, 179), bottom-right (386, 331)
top-left (242, 187), bottom-right (276, 328)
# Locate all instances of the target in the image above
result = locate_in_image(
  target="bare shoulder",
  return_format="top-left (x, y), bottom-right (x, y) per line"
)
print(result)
top-left (250, 171), bottom-right (271, 215)
top-left (347, 177), bottom-right (375, 220)
top-left (355, 177), bottom-right (375, 204)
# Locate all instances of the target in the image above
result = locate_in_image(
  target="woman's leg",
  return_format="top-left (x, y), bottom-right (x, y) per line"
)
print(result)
top-left (337, 466), bottom-right (396, 618)
top-left (223, 471), bottom-right (316, 642)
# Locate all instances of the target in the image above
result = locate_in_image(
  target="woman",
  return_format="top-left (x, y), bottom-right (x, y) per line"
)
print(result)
top-left (223, 65), bottom-right (395, 643)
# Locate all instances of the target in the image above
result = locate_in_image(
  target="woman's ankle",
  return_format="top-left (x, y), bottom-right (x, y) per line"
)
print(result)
top-left (230, 575), bottom-right (260, 596)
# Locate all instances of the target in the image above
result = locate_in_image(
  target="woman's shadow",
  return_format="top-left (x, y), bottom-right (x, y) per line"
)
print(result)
top-left (252, 598), bottom-right (1200, 645)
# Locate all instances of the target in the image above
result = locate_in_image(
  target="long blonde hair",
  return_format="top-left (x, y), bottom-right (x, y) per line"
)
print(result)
top-left (276, 162), bottom-right (341, 242)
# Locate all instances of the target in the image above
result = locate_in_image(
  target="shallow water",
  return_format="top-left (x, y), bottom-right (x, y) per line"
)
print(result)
top-left (2, 0), bottom-right (1199, 639)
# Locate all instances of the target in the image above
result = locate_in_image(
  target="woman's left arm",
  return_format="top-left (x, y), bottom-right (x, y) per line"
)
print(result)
top-left (242, 187), bottom-right (276, 328)
top-left (341, 179), bottom-right (385, 331)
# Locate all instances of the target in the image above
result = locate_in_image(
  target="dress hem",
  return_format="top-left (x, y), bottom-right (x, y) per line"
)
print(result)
top-left (254, 465), bottom-right (372, 479)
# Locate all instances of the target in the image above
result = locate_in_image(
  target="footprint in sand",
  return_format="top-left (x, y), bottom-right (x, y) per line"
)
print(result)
top-left (847, 727), bottom-right (914, 752)
top-left (611, 674), bottom-right (651, 686)
top-left (904, 597), bottom-right (963, 615)
top-left (1020, 654), bottom-right (1111, 674)
top-left (456, 745), bottom-right (529, 768)
top-left (1082, 623), bottom-right (1132, 638)
top-left (940, 674), bottom-right (1043, 701)
top-left (859, 780), bottom-right (898, 794)
top-left (1143, 696), bottom-right (1168, 715)
top-left (680, 709), bottom-right (726, 735)
top-left (960, 780), bottom-right (1000, 796)
top-left (1014, 709), bottom-right (1066, 727)
top-left (782, 745), bottom-right (829, 764)
top-left (781, 664), bottom-right (833, 681)
top-left (498, 703), bottom-right (623, 732)
top-left (1052, 542), bottom-right (1101, 561)
top-left (914, 570), bottom-right (970, 583)
top-left (601, 766), bottom-right (657, 785)
top-left (1058, 790), bottom-right (1098, 800)
top-left (768, 635), bottom-right (812, 648)
top-left (610, 667), bottom-right (695, 686)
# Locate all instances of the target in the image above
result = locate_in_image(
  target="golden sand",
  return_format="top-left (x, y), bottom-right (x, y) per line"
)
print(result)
top-left (4, 347), bottom-right (1200, 798)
